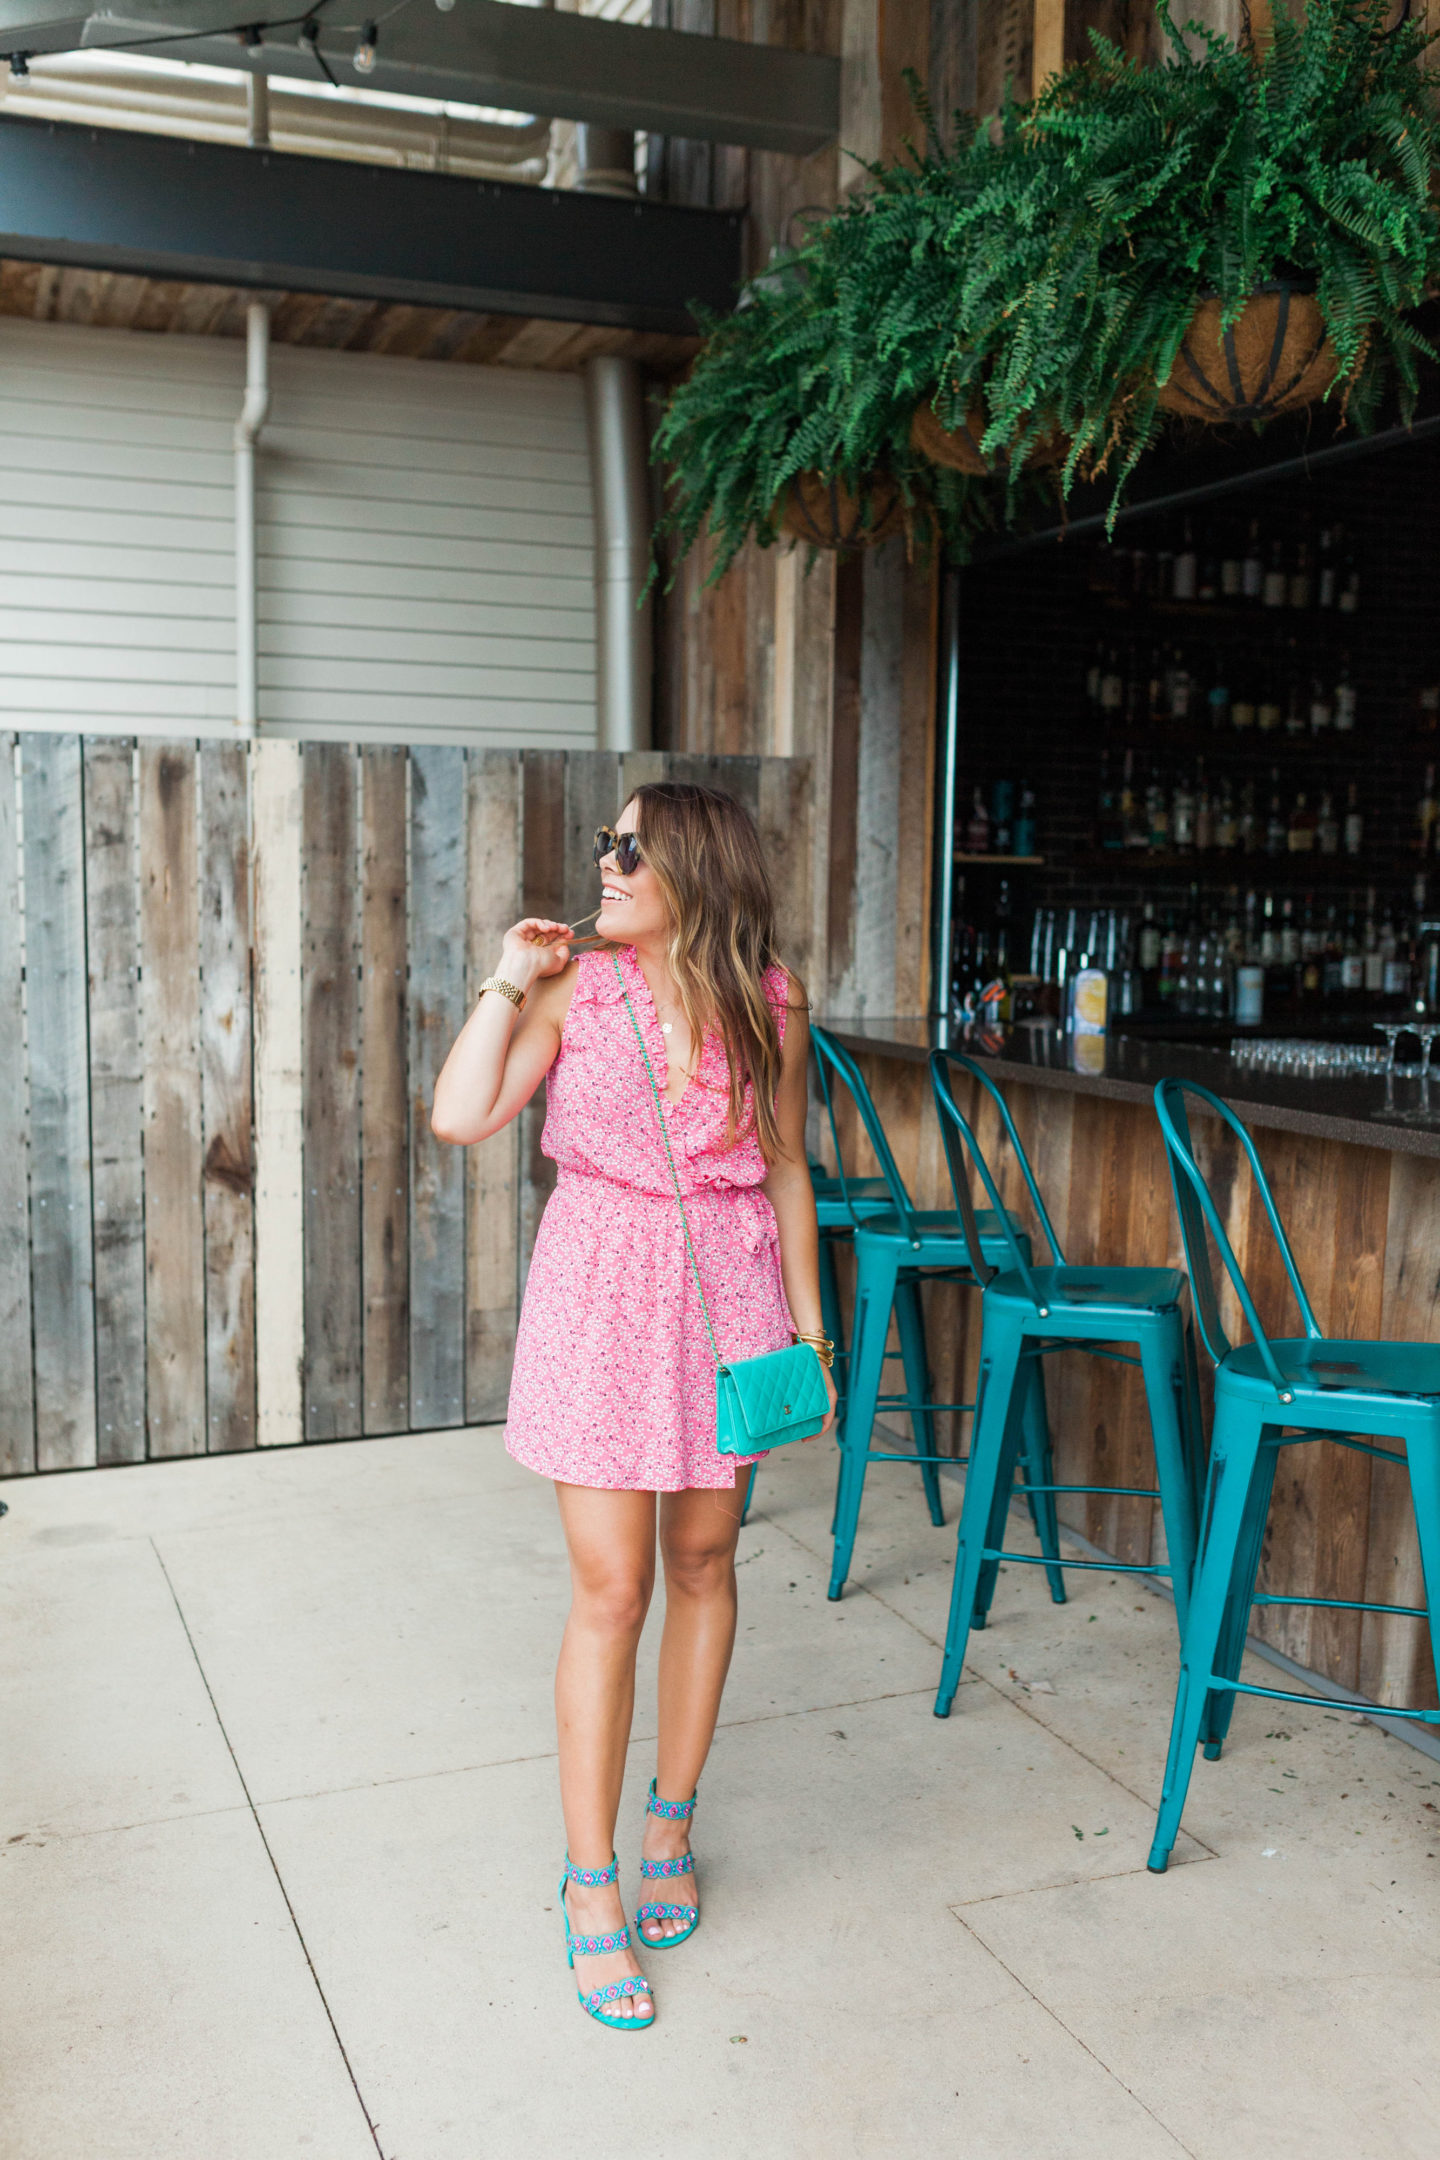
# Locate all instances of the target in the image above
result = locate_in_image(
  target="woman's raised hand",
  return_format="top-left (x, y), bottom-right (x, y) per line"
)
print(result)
top-left (498, 918), bottom-right (574, 987)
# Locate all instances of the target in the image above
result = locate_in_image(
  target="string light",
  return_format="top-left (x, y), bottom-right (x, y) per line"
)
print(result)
top-left (353, 19), bottom-right (378, 73)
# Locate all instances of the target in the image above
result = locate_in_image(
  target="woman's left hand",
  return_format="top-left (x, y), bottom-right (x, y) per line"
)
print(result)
top-left (814, 1364), bottom-right (838, 1440)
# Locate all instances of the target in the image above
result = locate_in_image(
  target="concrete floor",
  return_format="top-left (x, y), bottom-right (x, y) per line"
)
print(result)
top-left (3, 1429), bottom-right (1440, 2160)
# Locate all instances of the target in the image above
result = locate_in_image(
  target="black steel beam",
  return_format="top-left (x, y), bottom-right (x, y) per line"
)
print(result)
top-left (0, 111), bottom-right (743, 330)
top-left (1, 2), bottom-right (841, 155)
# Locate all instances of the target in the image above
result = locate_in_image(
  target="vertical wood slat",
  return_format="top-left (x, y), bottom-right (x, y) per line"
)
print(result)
top-left (518, 751), bottom-right (565, 1289)
top-left (83, 737), bottom-right (145, 1467)
top-left (361, 746), bottom-right (409, 1434)
top-left (140, 742), bottom-right (205, 1459)
top-left (465, 750), bottom-right (522, 1423)
top-left (23, 733), bottom-right (97, 1471)
top-left (1364, 1150), bottom-right (1440, 1708)
top-left (563, 751), bottom-right (621, 930)
top-left (199, 742), bottom-right (256, 1453)
top-left (253, 737), bottom-right (305, 1448)
top-left (302, 743), bottom-right (362, 1441)
top-left (408, 745), bottom-right (466, 1431)
top-left (0, 738), bottom-right (35, 1476)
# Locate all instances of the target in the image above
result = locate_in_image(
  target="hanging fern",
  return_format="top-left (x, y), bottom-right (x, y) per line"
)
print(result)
top-left (653, 0), bottom-right (1440, 581)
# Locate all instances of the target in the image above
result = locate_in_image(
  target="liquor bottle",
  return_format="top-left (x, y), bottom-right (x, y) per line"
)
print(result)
top-left (1288, 539), bottom-right (1312, 611)
top-left (1338, 535), bottom-right (1360, 615)
top-left (1287, 793), bottom-right (1317, 853)
top-left (1158, 912), bottom-right (1182, 1004)
top-left (1382, 910), bottom-right (1409, 997)
top-left (1317, 525), bottom-right (1337, 611)
top-left (1206, 649), bottom-right (1231, 731)
top-left (1172, 767), bottom-right (1196, 852)
top-left (1100, 646), bottom-right (1124, 717)
top-left (1231, 675), bottom-right (1256, 733)
top-left (1341, 908), bottom-right (1365, 998)
top-left (1215, 778), bottom-right (1239, 853)
top-left (991, 778), bottom-right (1015, 852)
top-left (965, 785), bottom-right (991, 853)
top-left (1238, 781), bottom-right (1258, 854)
top-left (1321, 905), bottom-right (1344, 1001)
top-left (1198, 547), bottom-right (1219, 605)
top-left (1363, 894), bottom-right (1385, 996)
top-left (1309, 671), bottom-right (1333, 735)
top-left (1265, 776), bottom-right (1286, 855)
top-left (1263, 538), bottom-right (1288, 609)
top-left (1283, 659), bottom-right (1306, 739)
top-left (1257, 660), bottom-right (1282, 736)
top-left (1013, 785), bottom-right (1037, 857)
top-left (1259, 892), bottom-right (1280, 966)
top-left (1343, 782), bottom-right (1364, 857)
top-left (1138, 901), bottom-right (1162, 979)
top-left (1120, 749), bottom-right (1145, 849)
top-left (1242, 519), bottom-right (1264, 603)
top-left (1146, 644), bottom-right (1168, 725)
top-left (1172, 518), bottom-right (1198, 601)
top-left (1195, 766), bottom-right (1214, 853)
top-left (1418, 685), bottom-right (1440, 736)
top-left (1418, 764), bottom-right (1438, 857)
top-left (1097, 754), bottom-right (1121, 850)
top-left (1168, 647), bottom-right (1193, 722)
top-left (1280, 896), bottom-right (1300, 967)
top-left (1316, 790), bottom-right (1340, 856)
top-left (1146, 764), bottom-right (1171, 852)
top-left (1220, 529), bottom-right (1242, 601)
top-left (1333, 656), bottom-right (1357, 733)
top-left (1124, 641), bottom-right (1146, 728)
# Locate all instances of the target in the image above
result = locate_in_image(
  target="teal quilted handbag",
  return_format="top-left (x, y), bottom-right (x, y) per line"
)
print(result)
top-left (617, 956), bottom-right (831, 1457)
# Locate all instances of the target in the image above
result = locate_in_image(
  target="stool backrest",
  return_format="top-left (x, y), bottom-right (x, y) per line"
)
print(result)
top-left (1153, 1077), bottom-right (1321, 1388)
top-left (928, 1052), bottom-right (1056, 1305)
top-left (811, 1026), bottom-right (921, 1243)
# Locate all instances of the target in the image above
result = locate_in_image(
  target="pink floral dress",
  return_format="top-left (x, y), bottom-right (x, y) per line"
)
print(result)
top-left (504, 944), bottom-right (795, 1491)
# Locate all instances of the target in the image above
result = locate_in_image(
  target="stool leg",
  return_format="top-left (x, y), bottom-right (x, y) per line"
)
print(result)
top-left (894, 1276), bottom-right (944, 1528)
top-left (1403, 1421), bottom-right (1440, 1697)
top-left (739, 1461), bottom-right (758, 1526)
top-left (828, 1243), bottom-right (899, 1601)
top-left (1148, 1396), bottom-right (1265, 1870)
top-left (1138, 1314), bottom-right (1200, 1633)
top-left (935, 1312), bottom-right (1026, 1714)
top-left (819, 1232), bottom-right (847, 1398)
top-left (1199, 1428), bottom-right (1279, 1759)
top-left (1012, 1351), bottom-right (1066, 1607)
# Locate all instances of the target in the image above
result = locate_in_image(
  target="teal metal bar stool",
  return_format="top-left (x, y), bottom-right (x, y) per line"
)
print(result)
top-left (822, 1027), bottom-right (1065, 1603)
top-left (932, 1050), bottom-right (1203, 1718)
top-left (1147, 1077), bottom-right (1440, 1872)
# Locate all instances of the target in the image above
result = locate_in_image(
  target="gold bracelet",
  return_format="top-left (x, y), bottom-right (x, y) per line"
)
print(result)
top-left (795, 1330), bottom-right (835, 1369)
top-left (478, 975), bottom-right (526, 1012)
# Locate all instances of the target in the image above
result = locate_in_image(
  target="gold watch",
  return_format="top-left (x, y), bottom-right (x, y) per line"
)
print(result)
top-left (478, 975), bottom-right (526, 1012)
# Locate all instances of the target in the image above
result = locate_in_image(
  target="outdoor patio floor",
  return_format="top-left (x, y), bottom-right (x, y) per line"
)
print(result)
top-left (4, 1424), bottom-right (1440, 2160)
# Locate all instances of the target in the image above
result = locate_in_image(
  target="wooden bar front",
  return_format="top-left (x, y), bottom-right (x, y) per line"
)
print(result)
top-left (823, 1042), bottom-right (1439, 1714)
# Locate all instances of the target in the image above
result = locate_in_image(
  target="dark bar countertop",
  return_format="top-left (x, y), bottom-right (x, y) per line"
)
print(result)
top-left (817, 1016), bottom-right (1440, 1162)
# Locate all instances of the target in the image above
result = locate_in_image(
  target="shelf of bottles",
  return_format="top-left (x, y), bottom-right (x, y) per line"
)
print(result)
top-left (949, 496), bottom-right (1440, 1035)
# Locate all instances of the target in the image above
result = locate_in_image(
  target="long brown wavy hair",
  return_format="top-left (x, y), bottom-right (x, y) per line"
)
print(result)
top-left (629, 782), bottom-right (798, 1162)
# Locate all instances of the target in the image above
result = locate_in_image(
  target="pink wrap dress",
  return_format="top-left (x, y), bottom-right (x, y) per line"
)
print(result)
top-left (504, 944), bottom-right (796, 1491)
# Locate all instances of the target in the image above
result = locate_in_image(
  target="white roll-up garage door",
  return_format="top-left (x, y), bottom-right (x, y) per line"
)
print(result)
top-left (0, 314), bottom-right (597, 748)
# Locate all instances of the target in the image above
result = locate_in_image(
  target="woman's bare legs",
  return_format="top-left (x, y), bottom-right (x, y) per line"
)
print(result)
top-left (554, 1482), bottom-right (657, 2020)
top-left (640, 1466), bottom-right (748, 1944)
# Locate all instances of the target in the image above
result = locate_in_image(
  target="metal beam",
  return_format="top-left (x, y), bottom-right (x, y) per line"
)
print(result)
top-left (0, 2), bottom-right (841, 155)
top-left (0, 111), bottom-right (743, 330)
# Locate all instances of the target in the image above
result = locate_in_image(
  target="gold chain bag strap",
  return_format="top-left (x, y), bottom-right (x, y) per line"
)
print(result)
top-left (614, 952), bottom-right (830, 1456)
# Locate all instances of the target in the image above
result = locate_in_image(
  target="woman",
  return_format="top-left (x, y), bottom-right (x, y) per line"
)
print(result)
top-left (431, 782), bottom-right (835, 2031)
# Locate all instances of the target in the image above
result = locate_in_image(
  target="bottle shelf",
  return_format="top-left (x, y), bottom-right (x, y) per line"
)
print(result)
top-left (954, 853), bottom-right (1045, 866)
top-left (1094, 725), bottom-right (1368, 758)
top-left (1074, 850), bottom-right (1418, 881)
top-left (1088, 594), bottom-right (1360, 628)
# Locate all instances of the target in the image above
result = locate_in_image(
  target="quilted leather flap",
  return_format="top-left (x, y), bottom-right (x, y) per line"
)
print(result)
top-left (719, 1344), bottom-right (829, 1441)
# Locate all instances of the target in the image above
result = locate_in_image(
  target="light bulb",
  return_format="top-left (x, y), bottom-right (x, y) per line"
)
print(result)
top-left (353, 21), bottom-right (378, 73)
top-left (435, 0), bottom-right (456, 11)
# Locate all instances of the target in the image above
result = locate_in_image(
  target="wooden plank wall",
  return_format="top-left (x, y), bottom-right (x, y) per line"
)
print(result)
top-left (834, 1049), bottom-right (1439, 1712)
top-left (0, 735), bottom-right (814, 1478)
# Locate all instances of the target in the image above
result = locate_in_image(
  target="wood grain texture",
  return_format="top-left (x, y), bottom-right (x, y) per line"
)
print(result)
top-left (252, 738), bottom-right (305, 1448)
top-left (0, 738), bottom-right (34, 1475)
top-left (302, 743), bottom-right (362, 1441)
top-left (465, 751), bottom-right (522, 1422)
top-left (23, 734), bottom-right (96, 1470)
top-left (408, 745), bottom-right (467, 1431)
top-left (759, 755), bottom-right (816, 992)
top-left (360, 746), bottom-right (409, 1434)
top-left (518, 751), bottom-right (565, 1289)
top-left (139, 741), bottom-right (205, 1459)
top-left (199, 741), bottom-right (255, 1453)
top-left (83, 737), bottom-right (145, 1467)
top-left (1363, 1150), bottom-right (1440, 1708)
top-left (563, 752), bottom-right (622, 930)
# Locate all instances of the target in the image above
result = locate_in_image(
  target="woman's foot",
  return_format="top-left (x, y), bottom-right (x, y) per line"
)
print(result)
top-left (561, 1873), bottom-right (655, 2024)
top-left (638, 1785), bottom-right (699, 1945)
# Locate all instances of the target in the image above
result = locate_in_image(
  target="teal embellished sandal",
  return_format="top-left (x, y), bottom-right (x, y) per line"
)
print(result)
top-left (637, 1780), bottom-right (699, 1949)
top-left (558, 1855), bottom-right (654, 2030)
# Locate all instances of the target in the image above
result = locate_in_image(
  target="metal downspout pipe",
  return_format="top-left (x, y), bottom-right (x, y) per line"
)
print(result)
top-left (234, 302), bottom-right (271, 739)
top-left (584, 355), bottom-right (653, 753)
top-left (930, 569), bottom-right (962, 1046)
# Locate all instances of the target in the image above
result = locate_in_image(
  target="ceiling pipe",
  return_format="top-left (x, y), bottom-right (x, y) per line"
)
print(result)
top-left (234, 301), bottom-right (270, 740)
top-left (245, 68), bottom-right (269, 148)
top-left (584, 355), bottom-right (652, 753)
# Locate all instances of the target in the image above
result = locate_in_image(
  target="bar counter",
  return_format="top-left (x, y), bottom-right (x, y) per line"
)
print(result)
top-left (814, 1014), bottom-right (1440, 1716)
top-left (818, 1016), bottom-right (1440, 1162)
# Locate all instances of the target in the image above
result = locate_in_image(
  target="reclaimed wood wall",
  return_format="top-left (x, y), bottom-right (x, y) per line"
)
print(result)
top-left (826, 1049), bottom-right (1439, 1712)
top-left (0, 735), bottom-right (813, 1477)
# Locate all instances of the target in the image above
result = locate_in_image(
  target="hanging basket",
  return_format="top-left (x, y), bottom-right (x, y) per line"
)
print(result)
top-left (1156, 287), bottom-right (1338, 424)
top-left (910, 400), bottom-right (1069, 476)
top-left (777, 471), bottom-right (907, 549)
